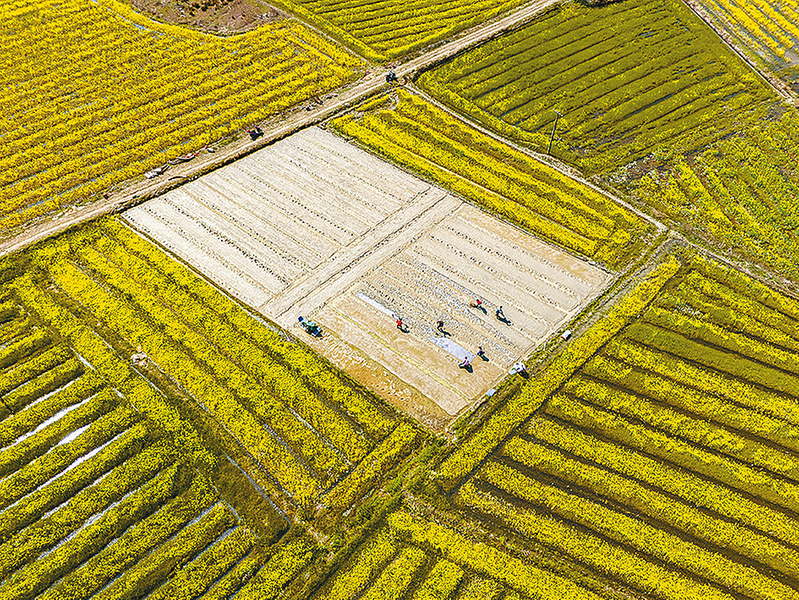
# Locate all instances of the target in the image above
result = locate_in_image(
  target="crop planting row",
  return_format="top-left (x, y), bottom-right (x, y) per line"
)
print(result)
top-left (418, 0), bottom-right (776, 172)
top-left (440, 253), bottom-right (799, 599)
top-left (12, 217), bottom-right (408, 504)
top-left (633, 109), bottom-right (799, 283)
top-left (0, 300), bottom-right (263, 600)
top-left (263, 0), bottom-right (526, 62)
top-left (306, 509), bottom-right (597, 599)
top-left (332, 90), bottom-right (651, 268)
top-left (0, 0), bottom-right (361, 234)
top-left (694, 0), bottom-right (799, 83)
top-left (0, 213), bottom-right (431, 596)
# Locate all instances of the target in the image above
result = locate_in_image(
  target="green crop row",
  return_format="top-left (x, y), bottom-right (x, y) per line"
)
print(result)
top-left (11, 273), bottom-right (214, 471)
top-left (582, 353), bottom-right (799, 456)
top-left (236, 538), bottom-right (317, 600)
top-left (0, 302), bottom-right (19, 324)
top-left (505, 37), bottom-right (698, 134)
top-left (203, 551), bottom-right (262, 600)
top-left (0, 386), bottom-right (116, 497)
top-left (436, 258), bottom-right (679, 488)
top-left (2, 357), bottom-right (84, 418)
top-left (569, 370), bottom-right (799, 478)
top-left (0, 315), bottom-right (32, 349)
top-left (148, 526), bottom-right (254, 600)
top-left (387, 510), bottom-right (598, 599)
top-left (633, 117), bottom-right (799, 283)
top-left (673, 269), bottom-right (799, 348)
top-left (440, 6), bottom-right (579, 86)
top-left (643, 304), bottom-right (799, 375)
top-left (389, 93), bottom-right (623, 228)
top-left (0, 328), bottom-right (50, 371)
top-left (0, 402), bottom-right (140, 511)
top-left (86, 501), bottom-right (233, 600)
top-left (570, 65), bottom-right (733, 140)
top-left (273, 0), bottom-right (526, 61)
top-left (448, 1), bottom-right (657, 93)
top-left (360, 546), bottom-right (426, 600)
top-left (0, 369), bottom-right (104, 452)
top-left (67, 237), bottom-right (348, 483)
top-left (657, 287), bottom-right (799, 354)
top-left (624, 320), bottom-right (799, 396)
top-left (503, 436), bottom-right (799, 580)
top-left (323, 423), bottom-right (417, 512)
top-left (525, 416), bottom-right (799, 549)
top-left (546, 394), bottom-right (799, 514)
top-left (602, 336), bottom-right (799, 427)
top-left (90, 224), bottom-right (372, 463)
top-left (0, 462), bottom-right (191, 600)
top-left (411, 560), bottom-right (464, 600)
top-left (478, 7), bottom-right (684, 117)
top-left (420, 0), bottom-right (775, 172)
top-left (320, 527), bottom-right (399, 600)
top-left (691, 253), bottom-right (799, 321)
top-left (582, 81), bottom-right (764, 172)
top-left (499, 25), bottom-right (695, 126)
top-left (0, 343), bottom-right (72, 398)
top-left (457, 482), bottom-right (733, 600)
top-left (39, 256), bottom-right (320, 500)
top-left (0, 434), bottom-right (173, 558)
top-left (478, 460), bottom-right (795, 600)
top-left (103, 218), bottom-right (394, 439)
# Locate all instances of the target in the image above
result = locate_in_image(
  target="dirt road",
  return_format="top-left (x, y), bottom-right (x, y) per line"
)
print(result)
top-left (0, 0), bottom-right (560, 258)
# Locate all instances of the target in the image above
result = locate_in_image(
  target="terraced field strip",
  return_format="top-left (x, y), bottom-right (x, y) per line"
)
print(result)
top-left (125, 126), bottom-right (608, 423)
top-left (0, 299), bottom-right (260, 600)
top-left (444, 253), bottom-right (799, 600)
top-left (419, 0), bottom-right (777, 172)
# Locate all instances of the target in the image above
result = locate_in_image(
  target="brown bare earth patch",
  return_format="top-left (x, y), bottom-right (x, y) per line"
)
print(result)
top-left (127, 0), bottom-right (285, 34)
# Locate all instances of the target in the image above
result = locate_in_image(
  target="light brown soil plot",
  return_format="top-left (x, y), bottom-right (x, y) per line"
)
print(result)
top-left (124, 127), bottom-right (610, 425)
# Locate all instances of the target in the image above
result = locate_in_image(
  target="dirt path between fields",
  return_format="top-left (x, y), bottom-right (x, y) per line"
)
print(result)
top-left (0, 0), bottom-right (559, 258)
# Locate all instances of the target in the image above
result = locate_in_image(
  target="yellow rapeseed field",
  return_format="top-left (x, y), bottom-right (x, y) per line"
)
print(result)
top-left (0, 0), bottom-right (361, 233)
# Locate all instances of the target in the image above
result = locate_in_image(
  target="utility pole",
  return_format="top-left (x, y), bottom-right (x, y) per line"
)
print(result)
top-left (547, 110), bottom-right (561, 156)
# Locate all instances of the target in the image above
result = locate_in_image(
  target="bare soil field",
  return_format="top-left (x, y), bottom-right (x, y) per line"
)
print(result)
top-left (129, 0), bottom-right (284, 33)
top-left (124, 127), bottom-right (610, 425)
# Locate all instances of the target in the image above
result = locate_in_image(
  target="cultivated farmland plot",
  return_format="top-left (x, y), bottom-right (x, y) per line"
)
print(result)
top-left (419, 0), bottom-right (777, 172)
top-left (9, 0), bottom-right (799, 596)
top-left (263, 0), bottom-right (530, 62)
top-left (0, 289), bottom-right (273, 600)
top-left (439, 254), bottom-right (799, 600)
top-left (0, 0), bottom-right (361, 236)
top-left (124, 127), bottom-right (610, 425)
top-left (632, 110), bottom-right (799, 284)
top-left (691, 0), bottom-right (799, 88)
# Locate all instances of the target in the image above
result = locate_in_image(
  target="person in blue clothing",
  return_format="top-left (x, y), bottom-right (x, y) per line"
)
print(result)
top-left (298, 316), bottom-right (320, 336)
